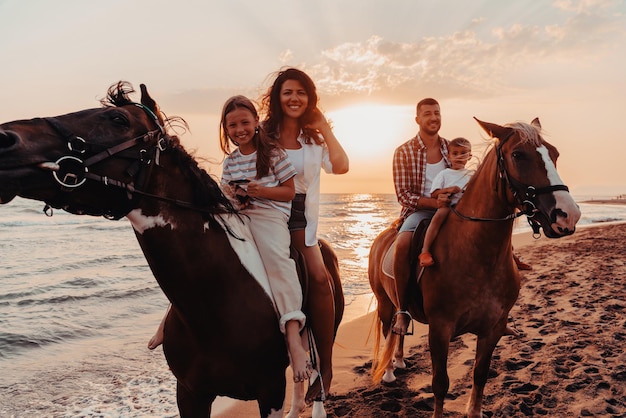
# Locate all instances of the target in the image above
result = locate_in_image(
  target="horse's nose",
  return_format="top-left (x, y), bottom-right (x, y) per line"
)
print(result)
top-left (551, 198), bottom-right (581, 235)
top-left (557, 226), bottom-right (575, 235)
top-left (0, 129), bottom-right (19, 151)
top-left (552, 208), bottom-right (568, 222)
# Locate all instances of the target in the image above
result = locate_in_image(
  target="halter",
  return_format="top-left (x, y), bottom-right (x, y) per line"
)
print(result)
top-left (40, 102), bottom-right (241, 229)
top-left (41, 103), bottom-right (169, 219)
top-left (450, 129), bottom-right (569, 236)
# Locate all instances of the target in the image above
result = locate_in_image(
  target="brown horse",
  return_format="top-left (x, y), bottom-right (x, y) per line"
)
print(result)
top-left (0, 81), bottom-right (343, 418)
top-left (369, 118), bottom-right (581, 417)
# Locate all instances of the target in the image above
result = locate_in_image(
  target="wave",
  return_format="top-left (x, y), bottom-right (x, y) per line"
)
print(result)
top-left (1, 195), bottom-right (625, 362)
top-left (0, 326), bottom-right (99, 359)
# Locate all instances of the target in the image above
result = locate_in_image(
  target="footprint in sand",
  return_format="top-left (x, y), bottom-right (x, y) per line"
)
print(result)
top-left (504, 358), bottom-right (533, 371)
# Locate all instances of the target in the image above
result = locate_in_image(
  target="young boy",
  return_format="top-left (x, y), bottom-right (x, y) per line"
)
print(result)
top-left (419, 137), bottom-right (473, 267)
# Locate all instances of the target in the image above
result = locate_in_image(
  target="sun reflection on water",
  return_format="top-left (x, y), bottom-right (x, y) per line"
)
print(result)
top-left (318, 193), bottom-right (399, 300)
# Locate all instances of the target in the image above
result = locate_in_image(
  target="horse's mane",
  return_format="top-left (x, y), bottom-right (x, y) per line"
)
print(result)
top-left (101, 81), bottom-right (136, 107)
top-left (101, 82), bottom-right (240, 226)
top-left (477, 121), bottom-right (543, 161)
top-left (464, 121), bottom-right (543, 196)
top-left (504, 121), bottom-right (542, 147)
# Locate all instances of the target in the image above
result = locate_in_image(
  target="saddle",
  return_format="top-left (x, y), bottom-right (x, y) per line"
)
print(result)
top-left (382, 218), bottom-right (430, 282)
top-left (382, 219), bottom-right (430, 320)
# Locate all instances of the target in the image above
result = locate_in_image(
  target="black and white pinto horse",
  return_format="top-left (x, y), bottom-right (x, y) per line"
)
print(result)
top-left (0, 81), bottom-right (343, 418)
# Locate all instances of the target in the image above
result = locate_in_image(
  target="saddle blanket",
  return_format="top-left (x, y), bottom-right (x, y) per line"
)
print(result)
top-left (382, 240), bottom-right (396, 279)
top-left (216, 214), bottom-right (273, 299)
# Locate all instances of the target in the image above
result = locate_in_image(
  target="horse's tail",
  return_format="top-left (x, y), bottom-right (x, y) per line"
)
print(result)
top-left (372, 321), bottom-right (399, 383)
top-left (371, 317), bottom-right (383, 379)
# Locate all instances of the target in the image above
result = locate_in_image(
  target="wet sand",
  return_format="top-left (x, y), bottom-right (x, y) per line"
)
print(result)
top-left (219, 222), bottom-right (626, 417)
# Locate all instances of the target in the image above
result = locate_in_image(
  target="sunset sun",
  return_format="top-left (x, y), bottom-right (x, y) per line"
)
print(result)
top-left (328, 104), bottom-right (415, 161)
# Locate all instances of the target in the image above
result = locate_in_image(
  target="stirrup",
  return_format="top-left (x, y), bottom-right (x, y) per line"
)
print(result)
top-left (392, 310), bottom-right (414, 335)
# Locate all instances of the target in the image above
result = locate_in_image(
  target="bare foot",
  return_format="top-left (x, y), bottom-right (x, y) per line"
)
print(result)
top-left (148, 306), bottom-right (169, 350)
top-left (391, 311), bottom-right (413, 335)
top-left (513, 253), bottom-right (532, 270)
top-left (419, 251), bottom-right (434, 267)
top-left (285, 320), bottom-right (312, 382)
top-left (289, 344), bottom-right (312, 383)
top-left (147, 329), bottom-right (164, 350)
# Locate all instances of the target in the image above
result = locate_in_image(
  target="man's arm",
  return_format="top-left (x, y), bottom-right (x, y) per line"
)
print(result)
top-left (393, 147), bottom-right (419, 210)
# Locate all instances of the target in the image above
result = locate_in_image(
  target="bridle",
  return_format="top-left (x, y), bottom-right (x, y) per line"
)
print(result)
top-left (450, 129), bottom-right (569, 236)
top-left (40, 103), bottom-right (230, 220)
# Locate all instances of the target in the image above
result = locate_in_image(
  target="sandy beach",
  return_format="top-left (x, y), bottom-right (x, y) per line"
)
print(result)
top-left (217, 222), bottom-right (626, 417)
top-left (580, 199), bottom-right (626, 205)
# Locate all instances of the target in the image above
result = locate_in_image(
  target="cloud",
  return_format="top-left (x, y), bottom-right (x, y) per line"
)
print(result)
top-left (295, 1), bottom-right (624, 104)
top-left (129, 0), bottom-right (624, 115)
top-left (552, 0), bottom-right (620, 14)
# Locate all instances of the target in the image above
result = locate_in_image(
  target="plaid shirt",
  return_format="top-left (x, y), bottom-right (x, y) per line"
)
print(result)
top-left (393, 133), bottom-right (450, 221)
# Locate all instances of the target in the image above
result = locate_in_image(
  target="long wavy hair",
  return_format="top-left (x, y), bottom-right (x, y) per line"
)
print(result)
top-left (219, 95), bottom-right (276, 178)
top-left (260, 68), bottom-right (324, 145)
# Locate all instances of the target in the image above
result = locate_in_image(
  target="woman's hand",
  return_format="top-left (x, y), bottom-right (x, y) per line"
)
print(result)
top-left (304, 107), bottom-right (331, 133)
top-left (304, 107), bottom-right (350, 174)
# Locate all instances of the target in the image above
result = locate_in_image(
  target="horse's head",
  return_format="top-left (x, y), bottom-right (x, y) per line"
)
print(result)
top-left (475, 117), bottom-right (581, 238)
top-left (0, 82), bottom-right (183, 218)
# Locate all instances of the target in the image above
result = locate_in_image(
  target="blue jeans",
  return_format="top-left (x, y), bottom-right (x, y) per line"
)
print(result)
top-left (399, 210), bottom-right (436, 233)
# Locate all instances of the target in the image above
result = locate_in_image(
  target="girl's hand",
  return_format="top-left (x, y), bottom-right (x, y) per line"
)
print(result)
top-left (247, 181), bottom-right (263, 198)
top-left (222, 183), bottom-right (250, 209)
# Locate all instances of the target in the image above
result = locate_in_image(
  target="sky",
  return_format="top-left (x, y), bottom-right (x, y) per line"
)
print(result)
top-left (1, 0), bottom-right (625, 196)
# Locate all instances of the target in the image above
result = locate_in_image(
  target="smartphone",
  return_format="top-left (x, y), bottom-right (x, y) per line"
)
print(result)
top-left (229, 179), bottom-right (250, 204)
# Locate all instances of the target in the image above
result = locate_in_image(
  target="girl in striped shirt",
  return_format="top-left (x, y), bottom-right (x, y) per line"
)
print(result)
top-left (219, 95), bottom-right (312, 384)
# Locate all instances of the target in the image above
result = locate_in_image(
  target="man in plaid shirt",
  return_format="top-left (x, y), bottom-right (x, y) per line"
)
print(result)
top-left (391, 98), bottom-right (450, 335)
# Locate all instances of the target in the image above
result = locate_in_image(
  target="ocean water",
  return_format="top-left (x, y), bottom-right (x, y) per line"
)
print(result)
top-left (1, 193), bottom-right (624, 417)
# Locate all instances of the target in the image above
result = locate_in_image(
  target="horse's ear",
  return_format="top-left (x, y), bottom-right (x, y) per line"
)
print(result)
top-left (530, 118), bottom-right (541, 129)
top-left (140, 84), bottom-right (165, 124)
top-left (474, 117), bottom-right (513, 141)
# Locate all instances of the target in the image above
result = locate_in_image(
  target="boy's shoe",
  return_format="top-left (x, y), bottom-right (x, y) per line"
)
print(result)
top-left (419, 252), bottom-right (434, 267)
top-left (513, 253), bottom-right (532, 270)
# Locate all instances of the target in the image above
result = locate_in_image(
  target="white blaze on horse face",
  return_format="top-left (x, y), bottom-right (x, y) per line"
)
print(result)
top-left (126, 208), bottom-right (176, 234)
top-left (538, 145), bottom-right (582, 231)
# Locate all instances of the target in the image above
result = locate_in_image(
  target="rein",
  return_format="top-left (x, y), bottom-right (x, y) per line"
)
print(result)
top-left (40, 104), bottom-right (230, 219)
top-left (450, 204), bottom-right (528, 223)
top-left (450, 130), bottom-right (569, 236)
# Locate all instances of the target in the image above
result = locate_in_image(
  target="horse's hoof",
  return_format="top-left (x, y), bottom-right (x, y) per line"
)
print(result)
top-left (285, 407), bottom-right (305, 418)
top-left (382, 369), bottom-right (396, 383)
top-left (311, 400), bottom-right (327, 418)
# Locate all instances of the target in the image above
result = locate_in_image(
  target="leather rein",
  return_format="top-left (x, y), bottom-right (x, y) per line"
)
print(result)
top-left (450, 130), bottom-right (569, 236)
top-left (40, 103), bottom-right (226, 219)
